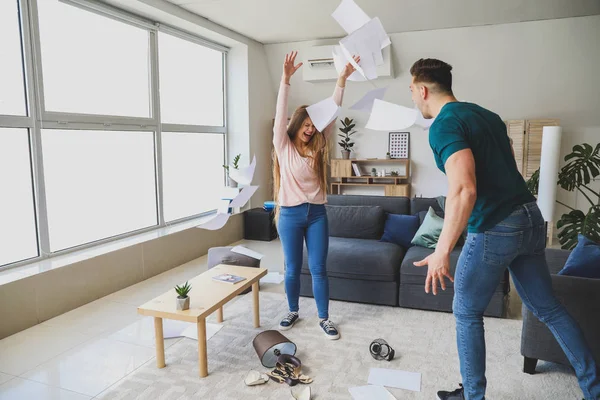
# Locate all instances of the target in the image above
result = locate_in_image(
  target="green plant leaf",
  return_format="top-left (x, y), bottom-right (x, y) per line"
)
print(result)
top-left (348, 143), bottom-right (355, 147)
top-left (558, 143), bottom-right (600, 191)
top-left (347, 124), bottom-right (355, 130)
top-left (526, 168), bottom-right (540, 196)
top-left (344, 117), bottom-right (351, 125)
top-left (557, 206), bottom-right (600, 250)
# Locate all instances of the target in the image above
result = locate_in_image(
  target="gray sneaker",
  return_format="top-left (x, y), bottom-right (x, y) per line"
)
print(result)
top-left (279, 312), bottom-right (299, 331)
top-left (319, 319), bottom-right (340, 340)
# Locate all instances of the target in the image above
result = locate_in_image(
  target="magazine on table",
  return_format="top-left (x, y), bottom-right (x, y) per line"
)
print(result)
top-left (212, 273), bottom-right (246, 284)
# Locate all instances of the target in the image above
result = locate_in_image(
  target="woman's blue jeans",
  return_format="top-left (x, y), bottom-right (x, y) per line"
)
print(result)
top-left (277, 203), bottom-right (329, 319)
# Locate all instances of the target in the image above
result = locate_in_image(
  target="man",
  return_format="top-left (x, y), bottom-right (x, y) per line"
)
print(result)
top-left (409, 58), bottom-right (599, 400)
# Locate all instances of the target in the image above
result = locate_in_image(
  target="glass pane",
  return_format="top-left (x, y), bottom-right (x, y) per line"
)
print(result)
top-left (159, 33), bottom-right (224, 126)
top-left (0, 1), bottom-right (26, 116)
top-left (37, 1), bottom-right (150, 117)
top-left (0, 129), bottom-right (38, 266)
top-left (162, 132), bottom-right (224, 222)
top-left (42, 130), bottom-right (157, 251)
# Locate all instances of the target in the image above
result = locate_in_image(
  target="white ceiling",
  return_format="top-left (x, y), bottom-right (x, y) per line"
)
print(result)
top-left (162, 0), bottom-right (600, 44)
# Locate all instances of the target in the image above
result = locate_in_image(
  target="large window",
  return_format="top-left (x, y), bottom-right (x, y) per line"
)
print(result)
top-left (162, 133), bottom-right (224, 222)
top-left (0, 0), bottom-right (27, 116)
top-left (0, 0), bottom-right (227, 269)
top-left (159, 32), bottom-right (224, 126)
top-left (0, 129), bottom-right (38, 266)
top-left (42, 130), bottom-right (157, 251)
top-left (37, 0), bottom-right (151, 117)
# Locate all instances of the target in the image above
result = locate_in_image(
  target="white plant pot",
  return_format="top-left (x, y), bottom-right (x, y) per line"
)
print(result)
top-left (176, 296), bottom-right (190, 311)
top-left (228, 177), bottom-right (238, 188)
top-left (341, 150), bottom-right (351, 160)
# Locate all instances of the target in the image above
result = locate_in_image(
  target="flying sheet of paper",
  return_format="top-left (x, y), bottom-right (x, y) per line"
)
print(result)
top-left (231, 245), bottom-right (264, 260)
top-left (260, 272), bottom-right (285, 284)
top-left (349, 385), bottom-right (397, 400)
top-left (306, 97), bottom-right (340, 132)
top-left (349, 87), bottom-right (388, 112)
top-left (221, 187), bottom-right (241, 200)
top-left (331, 0), bottom-right (371, 35)
top-left (339, 18), bottom-right (390, 81)
top-left (367, 368), bottom-right (421, 392)
top-left (332, 46), bottom-right (366, 82)
top-left (228, 155), bottom-right (256, 186)
top-left (196, 213), bottom-right (230, 230)
top-left (228, 185), bottom-right (259, 209)
top-left (414, 110), bottom-right (435, 129)
top-left (365, 99), bottom-right (418, 131)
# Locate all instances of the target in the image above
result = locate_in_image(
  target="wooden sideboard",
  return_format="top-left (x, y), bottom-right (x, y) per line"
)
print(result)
top-left (330, 158), bottom-right (411, 197)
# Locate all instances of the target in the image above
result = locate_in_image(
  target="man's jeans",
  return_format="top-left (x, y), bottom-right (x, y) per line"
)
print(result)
top-left (454, 201), bottom-right (600, 400)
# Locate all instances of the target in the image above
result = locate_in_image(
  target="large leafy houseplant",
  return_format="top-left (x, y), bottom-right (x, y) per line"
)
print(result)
top-left (527, 143), bottom-right (600, 249)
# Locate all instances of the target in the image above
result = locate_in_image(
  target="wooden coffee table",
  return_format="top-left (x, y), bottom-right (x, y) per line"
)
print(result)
top-left (138, 264), bottom-right (268, 377)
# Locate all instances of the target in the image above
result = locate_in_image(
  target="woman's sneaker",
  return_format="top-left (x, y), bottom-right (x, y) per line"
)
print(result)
top-left (279, 312), bottom-right (299, 331)
top-left (319, 319), bottom-right (340, 340)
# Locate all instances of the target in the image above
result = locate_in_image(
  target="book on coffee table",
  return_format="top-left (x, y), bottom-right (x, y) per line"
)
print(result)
top-left (212, 273), bottom-right (247, 284)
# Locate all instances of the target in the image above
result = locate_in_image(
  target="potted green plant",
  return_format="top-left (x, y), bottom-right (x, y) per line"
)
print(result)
top-left (371, 167), bottom-right (377, 177)
top-left (390, 171), bottom-right (399, 177)
top-left (223, 154), bottom-right (241, 187)
top-left (175, 281), bottom-right (192, 311)
top-left (386, 152), bottom-right (391, 159)
top-left (527, 143), bottom-right (600, 249)
top-left (338, 117), bottom-right (356, 160)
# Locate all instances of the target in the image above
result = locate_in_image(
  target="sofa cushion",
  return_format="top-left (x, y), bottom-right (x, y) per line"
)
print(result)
top-left (301, 237), bottom-right (405, 282)
top-left (328, 194), bottom-right (410, 215)
top-left (558, 235), bottom-right (600, 278)
top-left (410, 197), bottom-right (444, 215)
top-left (380, 213), bottom-right (420, 248)
top-left (326, 205), bottom-right (385, 239)
top-left (416, 209), bottom-right (465, 246)
top-left (411, 207), bottom-right (444, 249)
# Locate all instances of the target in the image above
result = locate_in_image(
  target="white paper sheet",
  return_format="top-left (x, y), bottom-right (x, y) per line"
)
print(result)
top-left (231, 245), bottom-right (264, 260)
top-left (414, 109), bottom-right (435, 129)
top-left (260, 272), bottom-right (285, 284)
top-left (365, 99), bottom-right (418, 131)
top-left (367, 368), bottom-right (421, 392)
top-left (196, 213), bottom-right (230, 230)
top-left (331, 0), bottom-right (371, 35)
top-left (306, 97), bottom-right (340, 132)
top-left (221, 187), bottom-right (241, 200)
top-left (228, 185), bottom-right (259, 209)
top-left (163, 319), bottom-right (222, 340)
top-left (349, 385), bottom-right (397, 400)
top-left (349, 87), bottom-right (388, 112)
top-left (228, 155), bottom-right (256, 186)
top-left (332, 46), bottom-right (366, 82)
top-left (339, 17), bottom-right (389, 81)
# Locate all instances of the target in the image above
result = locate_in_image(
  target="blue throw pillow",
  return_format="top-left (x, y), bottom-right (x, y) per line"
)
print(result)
top-left (558, 234), bottom-right (600, 278)
top-left (380, 213), bottom-right (420, 248)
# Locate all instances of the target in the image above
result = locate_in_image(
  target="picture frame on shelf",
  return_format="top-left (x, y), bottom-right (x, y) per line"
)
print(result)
top-left (388, 132), bottom-right (410, 159)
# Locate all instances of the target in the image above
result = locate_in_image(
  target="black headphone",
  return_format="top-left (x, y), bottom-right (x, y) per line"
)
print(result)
top-left (369, 339), bottom-right (395, 361)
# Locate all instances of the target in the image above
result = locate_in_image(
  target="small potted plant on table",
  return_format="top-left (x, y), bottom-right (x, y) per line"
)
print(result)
top-left (223, 154), bottom-right (241, 187)
top-left (175, 281), bottom-right (192, 311)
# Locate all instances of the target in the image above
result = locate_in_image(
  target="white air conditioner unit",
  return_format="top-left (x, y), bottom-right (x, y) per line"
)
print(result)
top-left (302, 44), bottom-right (394, 83)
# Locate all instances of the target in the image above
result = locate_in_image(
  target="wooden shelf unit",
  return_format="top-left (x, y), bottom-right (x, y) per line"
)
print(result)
top-left (330, 158), bottom-right (411, 197)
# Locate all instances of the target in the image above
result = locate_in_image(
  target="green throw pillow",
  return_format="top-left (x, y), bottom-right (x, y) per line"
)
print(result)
top-left (411, 206), bottom-right (444, 249)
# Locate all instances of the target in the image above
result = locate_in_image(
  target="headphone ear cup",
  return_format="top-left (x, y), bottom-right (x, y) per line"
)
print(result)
top-left (388, 348), bottom-right (395, 361)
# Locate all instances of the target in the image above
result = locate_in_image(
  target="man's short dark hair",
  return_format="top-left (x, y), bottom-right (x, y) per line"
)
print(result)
top-left (410, 58), bottom-right (453, 95)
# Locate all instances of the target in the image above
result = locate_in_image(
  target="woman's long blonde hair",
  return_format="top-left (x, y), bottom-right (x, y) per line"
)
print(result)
top-left (272, 105), bottom-right (330, 223)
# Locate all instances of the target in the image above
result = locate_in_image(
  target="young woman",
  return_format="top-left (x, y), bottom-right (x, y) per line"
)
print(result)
top-left (272, 51), bottom-right (359, 340)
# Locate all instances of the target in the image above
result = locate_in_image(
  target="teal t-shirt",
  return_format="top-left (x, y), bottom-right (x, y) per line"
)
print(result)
top-left (429, 102), bottom-right (535, 233)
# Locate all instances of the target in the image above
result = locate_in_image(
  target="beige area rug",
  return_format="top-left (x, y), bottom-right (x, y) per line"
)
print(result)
top-left (98, 292), bottom-right (582, 399)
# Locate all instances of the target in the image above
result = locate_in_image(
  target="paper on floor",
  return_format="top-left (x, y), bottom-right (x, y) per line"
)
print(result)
top-left (349, 86), bottom-right (388, 112)
top-left (306, 97), bottom-right (340, 132)
top-left (260, 272), bottom-right (284, 284)
top-left (365, 99), bottom-right (418, 131)
top-left (349, 385), bottom-right (397, 400)
top-left (367, 368), bottom-right (421, 392)
top-left (196, 213), bottom-right (230, 230)
top-left (231, 245), bottom-right (264, 260)
top-left (228, 155), bottom-right (256, 186)
top-left (331, 0), bottom-right (370, 35)
top-left (163, 319), bottom-right (223, 341)
top-left (228, 185), bottom-right (259, 209)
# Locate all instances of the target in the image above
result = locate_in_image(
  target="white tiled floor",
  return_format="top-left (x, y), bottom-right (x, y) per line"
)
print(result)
top-left (0, 239), bottom-right (283, 399)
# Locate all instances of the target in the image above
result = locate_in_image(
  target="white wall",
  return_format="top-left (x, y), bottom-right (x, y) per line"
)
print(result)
top-left (264, 15), bottom-right (600, 220)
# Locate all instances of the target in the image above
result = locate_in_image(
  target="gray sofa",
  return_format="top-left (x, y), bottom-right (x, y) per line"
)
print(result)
top-left (298, 195), bottom-right (510, 317)
top-left (520, 248), bottom-right (600, 374)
